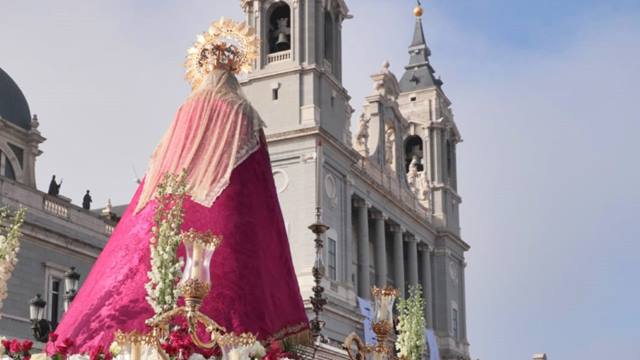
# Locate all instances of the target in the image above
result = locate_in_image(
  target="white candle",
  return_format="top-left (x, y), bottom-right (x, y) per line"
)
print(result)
top-left (379, 302), bottom-right (389, 322)
top-left (191, 241), bottom-right (203, 281)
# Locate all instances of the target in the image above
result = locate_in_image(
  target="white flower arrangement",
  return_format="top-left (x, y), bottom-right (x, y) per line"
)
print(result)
top-left (249, 341), bottom-right (266, 359)
top-left (108, 341), bottom-right (122, 357)
top-left (67, 355), bottom-right (90, 360)
top-left (187, 354), bottom-right (207, 360)
top-left (395, 284), bottom-right (426, 360)
top-left (0, 207), bottom-right (25, 318)
top-left (145, 172), bottom-right (187, 316)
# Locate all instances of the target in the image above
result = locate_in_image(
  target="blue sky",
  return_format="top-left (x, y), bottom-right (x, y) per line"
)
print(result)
top-left (1, 1), bottom-right (639, 359)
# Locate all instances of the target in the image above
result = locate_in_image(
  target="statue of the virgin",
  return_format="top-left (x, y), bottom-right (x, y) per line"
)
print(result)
top-left (49, 19), bottom-right (309, 354)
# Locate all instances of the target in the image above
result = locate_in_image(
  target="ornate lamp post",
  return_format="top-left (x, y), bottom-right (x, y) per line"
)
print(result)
top-left (63, 266), bottom-right (81, 312)
top-left (308, 208), bottom-right (329, 343)
top-left (343, 287), bottom-right (400, 360)
top-left (29, 294), bottom-right (50, 342)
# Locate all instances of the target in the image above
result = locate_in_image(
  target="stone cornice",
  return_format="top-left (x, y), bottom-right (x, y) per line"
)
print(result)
top-left (242, 63), bottom-right (351, 100)
top-left (21, 224), bottom-right (103, 260)
top-left (437, 230), bottom-right (470, 252)
top-left (430, 183), bottom-right (462, 202)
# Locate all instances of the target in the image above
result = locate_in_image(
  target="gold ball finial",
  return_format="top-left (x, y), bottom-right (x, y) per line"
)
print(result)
top-left (414, 5), bottom-right (424, 17)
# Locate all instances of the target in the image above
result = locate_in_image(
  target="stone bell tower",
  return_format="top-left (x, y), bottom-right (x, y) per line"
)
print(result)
top-left (239, 0), bottom-right (353, 144)
top-left (397, 10), bottom-right (462, 235)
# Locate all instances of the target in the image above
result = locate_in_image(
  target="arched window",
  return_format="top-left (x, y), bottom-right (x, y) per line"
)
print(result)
top-left (0, 151), bottom-right (16, 181)
top-left (268, 3), bottom-right (291, 54)
top-left (404, 135), bottom-right (424, 172)
top-left (324, 11), bottom-right (334, 64)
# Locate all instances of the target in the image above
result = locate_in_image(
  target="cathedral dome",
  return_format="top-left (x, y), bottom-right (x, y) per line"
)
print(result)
top-left (0, 67), bottom-right (32, 130)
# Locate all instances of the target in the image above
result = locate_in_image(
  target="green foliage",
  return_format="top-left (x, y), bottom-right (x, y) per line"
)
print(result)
top-left (395, 284), bottom-right (426, 360)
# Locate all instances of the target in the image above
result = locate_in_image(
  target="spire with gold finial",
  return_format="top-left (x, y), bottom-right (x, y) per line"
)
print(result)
top-left (398, 0), bottom-right (443, 92)
top-left (414, 0), bottom-right (424, 17)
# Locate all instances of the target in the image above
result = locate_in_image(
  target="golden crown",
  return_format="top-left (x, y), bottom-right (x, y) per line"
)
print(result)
top-left (185, 18), bottom-right (258, 89)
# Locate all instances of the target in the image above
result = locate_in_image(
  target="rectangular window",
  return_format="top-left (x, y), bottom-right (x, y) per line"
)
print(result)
top-left (272, 88), bottom-right (279, 101)
top-left (452, 308), bottom-right (459, 338)
top-left (328, 238), bottom-right (337, 281)
top-left (410, 96), bottom-right (417, 102)
top-left (49, 276), bottom-right (62, 327)
top-left (45, 265), bottom-right (66, 328)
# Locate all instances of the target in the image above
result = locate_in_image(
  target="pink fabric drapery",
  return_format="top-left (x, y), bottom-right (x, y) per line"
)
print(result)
top-left (137, 69), bottom-right (263, 212)
top-left (48, 70), bottom-right (309, 354)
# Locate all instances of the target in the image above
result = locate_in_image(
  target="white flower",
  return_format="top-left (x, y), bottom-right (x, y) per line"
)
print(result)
top-left (249, 341), bottom-right (266, 358)
top-left (109, 341), bottom-right (122, 356)
top-left (0, 208), bottom-right (25, 316)
top-left (68, 355), bottom-right (90, 360)
top-left (30, 353), bottom-right (50, 360)
top-left (396, 285), bottom-right (426, 360)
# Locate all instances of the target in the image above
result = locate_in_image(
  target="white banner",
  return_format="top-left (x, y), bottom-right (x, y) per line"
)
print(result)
top-left (357, 297), bottom-right (376, 345)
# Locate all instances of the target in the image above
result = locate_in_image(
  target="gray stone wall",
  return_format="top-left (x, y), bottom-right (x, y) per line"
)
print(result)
top-left (0, 177), bottom-right (110, 343)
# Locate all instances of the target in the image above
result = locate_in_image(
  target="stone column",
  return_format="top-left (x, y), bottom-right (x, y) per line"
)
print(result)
top-left (391, 224), bottom-right (405, 297)
top-left (432, 127), bottom-right (442, 184)
top-left (354, 199), bottom-right (370, 299)
top-left (420, 244), bottom-right (433, 326)
top-left (372, 211), bottom-right (387, 287)
top-left (424, 127), bottom-right (432, 182)
top-left (406, 234), bottom-right (419, 287)
top-left (461, 261), bottom-right (468, 341)
top-left (345, 179), bottom-right (354, 285)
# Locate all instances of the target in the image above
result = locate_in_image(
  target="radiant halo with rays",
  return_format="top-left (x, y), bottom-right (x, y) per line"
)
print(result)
top-left (185, 18), bottom-right (258, 89)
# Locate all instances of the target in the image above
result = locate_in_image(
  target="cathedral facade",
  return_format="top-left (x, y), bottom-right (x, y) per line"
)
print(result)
top-left (239, 1), bottom-right (469, 359)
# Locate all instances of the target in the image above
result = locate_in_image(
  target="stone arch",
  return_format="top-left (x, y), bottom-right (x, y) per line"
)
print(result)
top-left (0, 141), bottom-right (23, 182)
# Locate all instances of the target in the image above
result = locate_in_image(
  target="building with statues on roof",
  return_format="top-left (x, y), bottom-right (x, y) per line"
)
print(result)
top-left (0, 1), bottom-right (470, 359)
top-left (0, 68), bottom-right (115, 342)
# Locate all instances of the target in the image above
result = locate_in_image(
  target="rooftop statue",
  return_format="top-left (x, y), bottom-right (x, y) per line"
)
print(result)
top-left (47, 175), bottom-right (62, 196)
top-left (82, 190), bottom-right (92, 210)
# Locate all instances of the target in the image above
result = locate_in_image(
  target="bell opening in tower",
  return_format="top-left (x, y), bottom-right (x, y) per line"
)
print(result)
top-left (324, 11), bottom-right (334, 65)
top-left (268, 3), bottom-right (291, 54)
top-left (405, 135), bottom-right (424, 172)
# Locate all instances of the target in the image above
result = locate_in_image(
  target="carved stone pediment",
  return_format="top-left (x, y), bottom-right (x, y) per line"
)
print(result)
top-left (370, 61), bottom-right (401, 101)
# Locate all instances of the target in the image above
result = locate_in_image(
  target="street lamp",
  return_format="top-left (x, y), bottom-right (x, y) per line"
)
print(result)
top-left (63, 266), bottom-right (81, 311)
top-left (29, 294), bottom-right (50, 342)
top-left (308, 207), bottom-right (329, 343)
